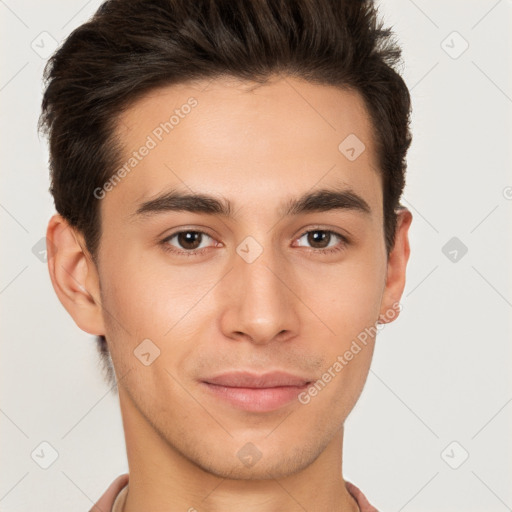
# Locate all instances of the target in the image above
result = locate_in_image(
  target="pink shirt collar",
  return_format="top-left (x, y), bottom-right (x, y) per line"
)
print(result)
top-left (90, 474), bottom-right (379, 512)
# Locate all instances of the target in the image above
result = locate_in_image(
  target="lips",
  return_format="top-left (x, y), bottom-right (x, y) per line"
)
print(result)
top-left (203, 371), bottom-right (311, 388)
top-left (200, 371), bottom-right (313, 412)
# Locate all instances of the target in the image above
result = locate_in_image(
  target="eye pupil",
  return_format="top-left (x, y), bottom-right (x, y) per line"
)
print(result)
top-left (308, 230), bottom-right (329, 248)
top-left (178, 231), bottom-right (201, 249)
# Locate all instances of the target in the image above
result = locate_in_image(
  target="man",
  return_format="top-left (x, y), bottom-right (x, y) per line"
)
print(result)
top-left (39, 0), bottom-right (413, 510)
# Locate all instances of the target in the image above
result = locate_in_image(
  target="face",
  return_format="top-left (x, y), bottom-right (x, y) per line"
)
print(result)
top-left (88, 75), bottom-right (406, 479)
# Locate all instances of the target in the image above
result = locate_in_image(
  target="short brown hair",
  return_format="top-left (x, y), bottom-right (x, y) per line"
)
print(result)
top-left (38, 0), bottom-right (412, 388)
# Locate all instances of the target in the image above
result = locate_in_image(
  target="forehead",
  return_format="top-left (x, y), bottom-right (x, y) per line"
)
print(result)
top-left (106, 75), bottom-right (382, 220)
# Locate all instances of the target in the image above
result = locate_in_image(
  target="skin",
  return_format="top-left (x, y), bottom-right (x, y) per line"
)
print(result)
top-left (47, 75), bottom-right (412, 512)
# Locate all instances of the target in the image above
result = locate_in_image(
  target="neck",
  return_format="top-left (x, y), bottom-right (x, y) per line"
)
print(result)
top-left (118, 387), bottom-right (360, 512)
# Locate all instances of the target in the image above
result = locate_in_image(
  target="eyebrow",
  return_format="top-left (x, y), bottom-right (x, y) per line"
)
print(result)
top-left (131, 187), bottom-right (372, 220)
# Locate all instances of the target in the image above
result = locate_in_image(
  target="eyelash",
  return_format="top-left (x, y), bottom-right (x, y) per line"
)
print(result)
top-left (160, 228), bottom-right (349, 257)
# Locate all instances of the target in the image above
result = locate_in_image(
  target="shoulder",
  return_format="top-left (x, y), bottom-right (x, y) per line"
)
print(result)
top-left (89, 473), bottom-right (129, 512)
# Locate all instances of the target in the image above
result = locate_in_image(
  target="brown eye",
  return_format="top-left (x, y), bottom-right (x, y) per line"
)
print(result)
top-left (176, 231), bottom-right (203, 250)
top-left (162, 230), bottom-right (216, 254)
top-left (306, 230), bottom-right (331, 249)
top-left (295, 229), bottom-right (349, 254)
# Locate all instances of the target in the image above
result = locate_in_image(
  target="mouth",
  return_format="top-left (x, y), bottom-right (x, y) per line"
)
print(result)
top-left (200, 371), bottom-right (312, 413)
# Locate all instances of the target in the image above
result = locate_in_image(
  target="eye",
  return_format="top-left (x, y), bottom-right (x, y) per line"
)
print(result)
top-left (294, 229), bottom-right (349, 254)
top-left (161, 230), bottom-right (219, 256)
top-left (160, 227), bottom-right (349, 258)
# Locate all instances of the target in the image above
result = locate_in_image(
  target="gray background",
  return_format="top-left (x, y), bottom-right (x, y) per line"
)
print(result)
top-left (1, 0), bottom-right (511, 510)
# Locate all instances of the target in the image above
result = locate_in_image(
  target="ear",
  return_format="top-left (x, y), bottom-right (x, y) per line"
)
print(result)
top-left (378, 208), bottom-right (413, 324)
top-left (46, 213), bottom-right (106, 335)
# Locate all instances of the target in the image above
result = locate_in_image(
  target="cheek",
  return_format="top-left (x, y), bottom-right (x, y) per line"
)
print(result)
top-left (98, 250), bottom-right (218, 377)
top-left (299, 254), bottom-right (383, 402)
top-left (304, 325), bottom-right (376, 417)
top-left (99, 249), bottom-right (188, 329)
top-left (302, 257), bottom-right (384, 339)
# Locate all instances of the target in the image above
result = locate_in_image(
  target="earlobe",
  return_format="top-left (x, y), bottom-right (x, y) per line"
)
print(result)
top-left (378, 208), bottom-right (413, 325)
top-left (46, 214), bottom-right (106, 335)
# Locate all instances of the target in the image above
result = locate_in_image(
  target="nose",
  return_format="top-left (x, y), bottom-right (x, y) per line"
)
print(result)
top-left (218, 245), bottom-right (301, 346)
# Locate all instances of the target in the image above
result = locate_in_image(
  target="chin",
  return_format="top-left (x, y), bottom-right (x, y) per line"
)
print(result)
top-left (188, 439), bottom-right (324, 481)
